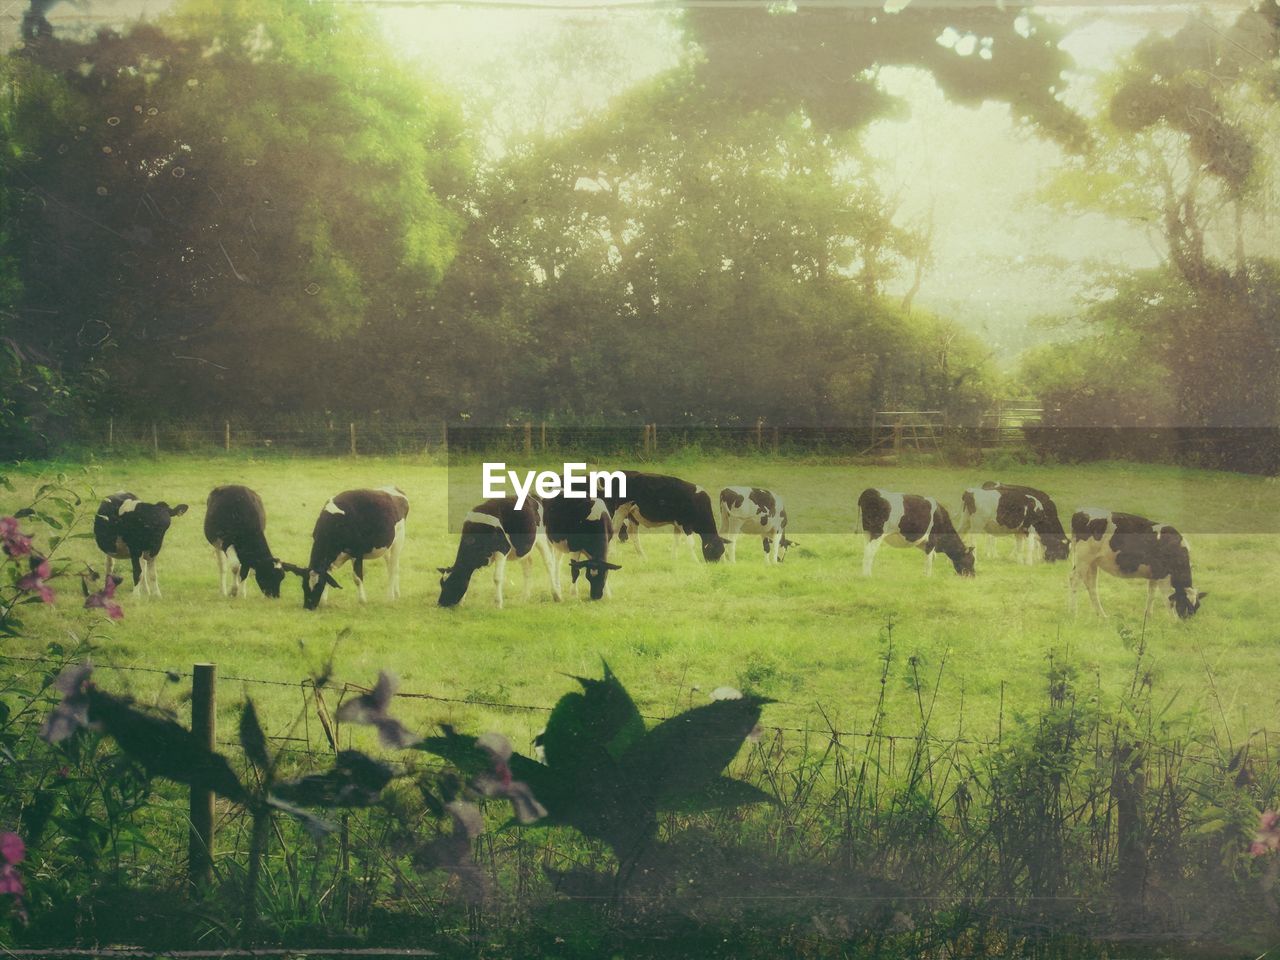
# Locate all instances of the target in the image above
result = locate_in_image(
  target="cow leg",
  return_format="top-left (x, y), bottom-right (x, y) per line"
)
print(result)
top-left (1084, 564), bottom-right (1107, 619)
top-left (130, 554), bottom-right (145, 598)
top-left (387, 520), bottom-right (405, 600)
top-left (1145, 579), bottom-right (1159, 620)
top-left (147, 557), bottom-right (161, 599)
top-left (104, 555), bottom-right (115, 583)
top-left (862, 535), bottom-right (883, 577)
top-left (687, 531), bottom-right (700, 561)
top-left (214, 548), bottom-right (228, 597)
top-left (237, 564), bottom-right (252, 599)
top-left (1012, 533), bottom-right (1027, 566)
top-left (724, 521), bottom-right (740, 563)
top-left (353, 557), bottom-right (367, 603)
top-left (492, 553), bottom-right (507, 609)
top-left (228, 546), bottom-right (242, 597)
top-left (924, 548), bottom-right (935, 577)
top-left (536, 536), bottom-right (561, 602)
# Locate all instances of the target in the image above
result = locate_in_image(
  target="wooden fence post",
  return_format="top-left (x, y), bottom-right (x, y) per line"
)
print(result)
top-left (772, 426), bottom-right (780, 455)
top-left (1113, 743), bottom-right (1147, 914)
top-left (349, 422), bottom-right (357, 457)
top-left (524, 422), bottom-right (533, 456)
top-left (152, 423), bottom-right (159, 457)
top-left (756, 418), bottom-right (764, 450)
top-left (441, 422), bottom-right (448, 454)
top-left (540, 421), bottom-right (547, 451)
top-left (188, 663), bottom-right (216, 893)
top-left (651, 423), bottom-right (658, 454)
top-left (224, 421), bottom-right (231, 453)
top-left (108, 417), bottom-right (114, 449)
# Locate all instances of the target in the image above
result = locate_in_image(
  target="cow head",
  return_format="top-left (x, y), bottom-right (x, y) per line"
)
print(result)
top-left (768, 536), bottom-right (798, 562)
top-left (1169, 587), bottom-right (1207, 619)
top-left (281, 562), bottom-right (341, 610)
top-left (702, 535), bottom-right (727, 563)
top-left (437, 563), bottom-right (474, 607)
top-left (1042, 535), bottom-right (1071, 563)
top-left (254, 559), bottom-right (288, 599)
top-left (952, 546), bottom-right (976, 577)
top-left (570, 558), bottom-right (622, 600)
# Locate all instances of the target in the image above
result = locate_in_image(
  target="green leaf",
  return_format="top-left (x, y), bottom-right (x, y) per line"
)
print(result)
top-left (623, 695), bottom-right (770, 805)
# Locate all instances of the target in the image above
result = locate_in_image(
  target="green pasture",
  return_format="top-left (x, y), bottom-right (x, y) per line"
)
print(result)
top-left (3, 453), bottom-right (1277, 760)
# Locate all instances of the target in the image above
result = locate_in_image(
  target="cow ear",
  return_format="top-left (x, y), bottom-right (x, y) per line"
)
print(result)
top-left (324, 573), bottom-right (342, 589)
top-left (170, 503), bottom-right (189, 517)
top-left (1197, 591), bottom-right (1208, 601)
top-left (603, 562), bottom-right (622, 571)
top-left (280, 562), bottom-right (306, 577)
top-left (437, 566), bottom-right (453, 575)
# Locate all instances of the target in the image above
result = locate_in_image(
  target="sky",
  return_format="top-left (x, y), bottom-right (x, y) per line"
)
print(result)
top-left (2, 0), bottom-right (1263, 366)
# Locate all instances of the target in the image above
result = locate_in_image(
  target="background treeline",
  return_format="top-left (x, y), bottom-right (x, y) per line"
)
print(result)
top-left (0, 0), bottom-right (1277, 469)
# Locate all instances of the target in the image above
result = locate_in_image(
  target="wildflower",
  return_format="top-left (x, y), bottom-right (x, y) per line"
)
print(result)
top-left (40, 663), bottom-right (94, 744)
top-left (0, 517), bottom-right (32, 558)
top-left (84, 574), bottom-right (124, 620)
top-left (335, 672), bottom-right (419, 749)
top-left (0, 831), bottom-right (26, 923)
top-left (17, 556), bottom-right (54, 603)
top-left (473, 732), bottom-right (547, 824)
top-left (1252, 810), bottom-right (1280, 856)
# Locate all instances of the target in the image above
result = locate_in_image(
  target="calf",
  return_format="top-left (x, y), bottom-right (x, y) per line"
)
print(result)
top-left (719, 486), bottom-right (795, 564)
top-left (1069, 508), bottom-right (1206, 620)
top-left (602, 471), bottom-right (726, 562)
top-left (541, 495), bottom-right (620, 600)
top-left (282, 487), bottom-right (408, 610)
top-left (437, 497), bottom-right (559, 608)
top-left (959, 481), bottom-right (1070, 564)
top-left (93, 492), bottom-right (189, 598)
top-left (204, 485), bottom-right (286, 598)
top-left (858, 488), bottom-right (975, 577)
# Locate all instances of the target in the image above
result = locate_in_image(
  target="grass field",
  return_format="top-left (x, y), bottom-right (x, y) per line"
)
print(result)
top-left (4, 452), bottom-right (1277, 761)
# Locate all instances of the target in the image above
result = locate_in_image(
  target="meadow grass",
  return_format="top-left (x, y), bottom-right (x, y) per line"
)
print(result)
top-left (3, 452), bottom-right (1276, 763)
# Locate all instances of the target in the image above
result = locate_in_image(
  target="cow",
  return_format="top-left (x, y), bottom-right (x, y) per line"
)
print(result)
top-left (541, 494), bottom-right (621, 600)
top-left (93, 492), bottom-right (189, 599)
top-left (204, 485), bottom-right (287, 599)
top-left (437, 497), bottom-right (560, 609)
top-left (959, 481), bottom-right (1071, 564)
top-left (281, 487), bottom-right (408, 611)
top-left (1069, 508), bottom-right (1206, 620)
top-left (858, 488), bottom-right (975, 577)
top-left (719, 486), bottom-right (795, 564)
top-left (601, 471), bottom-right (726, 562)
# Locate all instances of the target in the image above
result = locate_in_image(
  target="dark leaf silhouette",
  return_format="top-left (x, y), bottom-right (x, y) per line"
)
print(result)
top-left (272, 751), bottom-right (394, 808)
top-left (239, 700), bottom-right (271, 774)
top-left (86, 689), bottom-right (250, 805)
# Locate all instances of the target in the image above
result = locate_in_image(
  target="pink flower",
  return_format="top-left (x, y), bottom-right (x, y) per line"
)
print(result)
top-left (84, 574), bottom-right (124, 620)
top-left (17, 556), bottom-right (53, 603)
top-left (0, 517), bottom-right (32, 558)
top-left (473, 732), bottom-right (546, 824)
top-left (335, 672), bottom-right (419, 749)
top-left (1251, 809), bottom-right (1280, 856)
top-left (0, 833), bottom-right (23, 865)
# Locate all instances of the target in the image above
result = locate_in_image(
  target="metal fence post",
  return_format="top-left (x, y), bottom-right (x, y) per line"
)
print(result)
top-left (189, 663), bottom-right (216, 893)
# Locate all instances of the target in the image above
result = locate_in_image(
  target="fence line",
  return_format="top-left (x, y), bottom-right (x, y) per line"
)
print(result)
top-left (7, 652), bottom-right (1265, 764)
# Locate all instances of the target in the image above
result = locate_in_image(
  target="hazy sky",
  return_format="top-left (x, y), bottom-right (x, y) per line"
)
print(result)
top-left (4, 0), bottom-right (1259, 364)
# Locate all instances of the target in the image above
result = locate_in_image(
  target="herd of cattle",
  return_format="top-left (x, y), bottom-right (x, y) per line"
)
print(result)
top-left (89, 473), bottom-right (1207, 620)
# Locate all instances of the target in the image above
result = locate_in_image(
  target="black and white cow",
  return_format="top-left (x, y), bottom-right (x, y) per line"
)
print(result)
top-left (601, 471), bottom-right (726, 562)
top-left (959, 481), bottom-right (1071, 564)
top-left (282, 487), bottom-right (408, 611)
top-left (1069, 508), bottom-right (1206, 620)
top-left (204, 485), bottom-right (287, 599)
top-left (718, 487), bottom-right (794, 564)
top-left (93, 492), bottom-right (189, 598)
top-left (541, 495), bottom-right (620, 600)
top-left (858, 488), bottom-right (975, 577)
top-left (437, 497), bottom-right (559, 608)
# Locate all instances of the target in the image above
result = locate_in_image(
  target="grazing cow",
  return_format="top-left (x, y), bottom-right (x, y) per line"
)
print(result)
top-left (601, 471), bottom-right (726, 562)
top-left (1069, 508), bottom-right (1207, 620)
top-left (541, 495), bottom-right (620, 600)
top-left (858, 488), bottom-right (975, 577)
top-left (719, 486), bottom-right (795, 564)
top-left (93, 492), bottom-right (189, 598)
top-left (282, 487), bottom-right (408, 610)
top-left (959, 481), bottom-right (1071, 564)
top-left (437, 497), bottom-right (560, 608)
top-left (204, 485), bottom-right (286, 599)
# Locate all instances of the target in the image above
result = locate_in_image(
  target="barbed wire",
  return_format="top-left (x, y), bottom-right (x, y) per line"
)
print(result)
top-left (6, 651), bottom-right (1266, 764)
